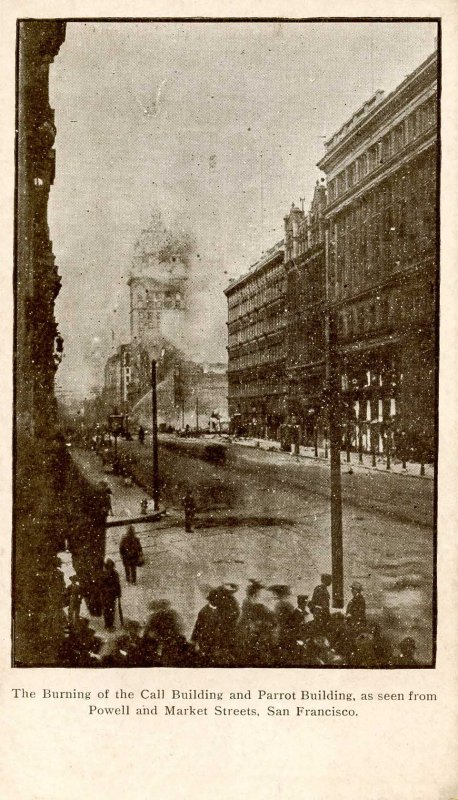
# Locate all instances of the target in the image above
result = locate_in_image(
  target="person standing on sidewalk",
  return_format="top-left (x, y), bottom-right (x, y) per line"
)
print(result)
top-left (346, 581), bottom-right (367, 630)
top-left (119, 525), bottom-right (144, 585)
top-left (100, 559), bottom-right (121, 631)
top-left (309, 573), bottom-right (332, 621)
top-left (182, 489), bottom-right (196, 532)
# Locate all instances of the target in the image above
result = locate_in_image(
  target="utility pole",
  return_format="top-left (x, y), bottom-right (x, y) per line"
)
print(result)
top-left (151, 359), bottom-right (160, 510)
top-left (327, 310), bottom-right (344, 609)
top-left (196, 396), bottom-right (199, 434)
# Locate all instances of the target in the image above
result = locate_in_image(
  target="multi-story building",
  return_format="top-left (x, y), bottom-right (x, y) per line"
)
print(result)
top-left (283, 181), bottom-right (327, 445)
top-left (317, 50), bottom-right (438, 461)
top-left (15, 21), bottom-right (107, 665)
top-left (127, 258), bottom-right (187, 407)
top-left (225, 241), bottom-right (286, 438)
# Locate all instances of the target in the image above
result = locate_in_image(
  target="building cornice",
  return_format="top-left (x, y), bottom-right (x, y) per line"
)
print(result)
top-left (224, 245), bottom-right (284, 296)
top-left (325, 131), bottom-right (436, 219)
top-left (317, 51), bottom-right (437, 173)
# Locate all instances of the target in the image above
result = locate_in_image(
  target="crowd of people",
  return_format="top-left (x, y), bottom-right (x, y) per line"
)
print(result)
top-left (60, 568), bottom-right (419, 668)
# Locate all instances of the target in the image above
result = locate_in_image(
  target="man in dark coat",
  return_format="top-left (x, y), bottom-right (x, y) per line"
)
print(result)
top-left (269, 585), bottom-right (301, 666)
top-left (237, 580), bottom-right (274, 666)
top-left (119, 525), bottom-right (143, 585)
top-left (346, 581), bottom-right (367, 630)
top-left (191, 585), bottom-right (240, 666)
top-left (142, 608), bottom-right (196, 667)
top-left (100, 559), bottom-right (121, 630)
top-left (309, 573), bottom-right (333, 621)
top-left (182, 489), bottom-right (196, 532)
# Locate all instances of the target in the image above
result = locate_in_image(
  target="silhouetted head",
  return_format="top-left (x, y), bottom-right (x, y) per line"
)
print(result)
top-left (399, 636), bottom-right (416, 657)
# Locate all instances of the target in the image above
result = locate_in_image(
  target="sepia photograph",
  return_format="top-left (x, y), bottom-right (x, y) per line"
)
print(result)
top-left (14, 17), bottom-right (438, 668)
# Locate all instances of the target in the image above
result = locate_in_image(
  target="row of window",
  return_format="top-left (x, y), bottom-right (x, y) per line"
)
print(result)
top-left (229, 343), bottom-right (284, 371)
top-left (328, 152), bottom-right (436, 298)
top-left (327, 95), bottom-right (436, 203)
top-left (135, 291), bottom-right (182, 309)
top-left (337, 285), bottom-right (433, 341)
top-left (228, 310), bottom-right (286, 346)
top-left (227, 264), bottom-right (284, 316)
top-left (229, 375), bottom-right (284, 397)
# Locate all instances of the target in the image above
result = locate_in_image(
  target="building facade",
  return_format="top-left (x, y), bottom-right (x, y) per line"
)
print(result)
top-left (15, 21), bottom-right (107, 665)
top-left (225, 241), bottom-right (286, 438)
top-left (283, 182), bottom-right (327, 445)
top-left (317, 50), bottom-right (438, 461)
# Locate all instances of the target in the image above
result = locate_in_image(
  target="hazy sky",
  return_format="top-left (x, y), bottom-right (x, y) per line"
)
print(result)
top-left (49, 20), bottom-right (437, 398)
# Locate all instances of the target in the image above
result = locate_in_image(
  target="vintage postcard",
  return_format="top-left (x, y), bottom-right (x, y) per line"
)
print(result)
top-left (2, 2), bottom-right (457, 799)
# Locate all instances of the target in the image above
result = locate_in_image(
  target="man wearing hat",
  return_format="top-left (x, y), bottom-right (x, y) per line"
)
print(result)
top-left (346, 581), bottom-right (366, 630)
top-left (309, 574), bottom-right (333, 620)
top-left (191, 584), bottom-right (240, 665)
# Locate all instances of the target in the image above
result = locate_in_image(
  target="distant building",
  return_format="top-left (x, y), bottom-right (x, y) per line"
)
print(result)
top-left (103, 343), bottom-right (131, 414)
top-left (317, 49), bottom-right (438, 460)
top-left (283, 183), bottom-right (327, 445)
top-left (224, 241), bottom-right (286, 438)
top-left (128, 269), bottom-right (185, 351)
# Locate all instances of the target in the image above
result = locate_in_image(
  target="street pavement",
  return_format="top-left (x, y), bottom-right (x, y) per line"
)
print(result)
top-left (67, 445), bottom-right (434, 664)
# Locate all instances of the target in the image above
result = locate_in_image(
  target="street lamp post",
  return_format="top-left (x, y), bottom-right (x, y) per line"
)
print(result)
top-left (151, 359), bottom-right (160, 510)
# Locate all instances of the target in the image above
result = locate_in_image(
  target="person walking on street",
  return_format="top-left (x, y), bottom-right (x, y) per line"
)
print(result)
top-left (119, 525), bottom-right (144, 585)
top-left (346, 581), bottom-right (367, 630)
top-left (100, 559), bottom-right (121, 630)
top-left (138, 425), bottom-right (145, 444)
top-left (182, 489), bottom-right (196, 532)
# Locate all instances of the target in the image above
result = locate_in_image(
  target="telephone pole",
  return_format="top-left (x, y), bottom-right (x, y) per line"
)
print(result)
top-left (327, 310), bottom-right (344, 608)
top-left (151, 359), bottom-right (160, 510)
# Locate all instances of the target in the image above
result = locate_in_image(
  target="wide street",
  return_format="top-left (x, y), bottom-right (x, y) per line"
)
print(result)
top-left (71, 439), bottom-right (434, 663)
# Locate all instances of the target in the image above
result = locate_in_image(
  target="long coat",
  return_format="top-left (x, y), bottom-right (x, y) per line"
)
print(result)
top-left (100, 569), bottom-right (121, 604)
top-left (120, 533), bottom-right (143, 565)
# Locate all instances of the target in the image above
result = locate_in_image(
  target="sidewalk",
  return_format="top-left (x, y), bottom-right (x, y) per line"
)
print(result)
top-left (229, 436), bottom-right (434, 479)
top-left (62, 449), bottom-right (180, 647)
